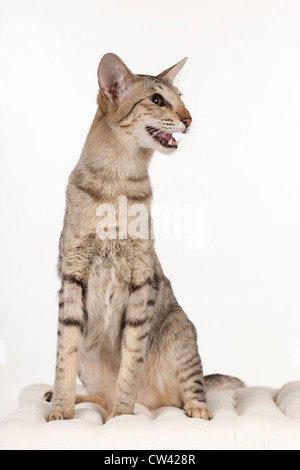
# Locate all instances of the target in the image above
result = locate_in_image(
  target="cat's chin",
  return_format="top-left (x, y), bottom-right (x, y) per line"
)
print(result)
top-left (142, 142), bottom-right (178, 155)
top-left (156, 145), bottom-right (178, 155)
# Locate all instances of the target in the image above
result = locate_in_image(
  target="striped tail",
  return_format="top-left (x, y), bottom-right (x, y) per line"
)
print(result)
top-left (204, 373), bottom-right (245, 391)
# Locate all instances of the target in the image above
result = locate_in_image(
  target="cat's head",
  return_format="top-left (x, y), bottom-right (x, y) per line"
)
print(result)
top-left (97, 53), bottom-right (192, 155)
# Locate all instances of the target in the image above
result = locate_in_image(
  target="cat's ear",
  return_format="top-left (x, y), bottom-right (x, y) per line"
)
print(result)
top-left (97, 53), bottom-right (135, 103)
top-left (156, 57), bottom-right (188, 85)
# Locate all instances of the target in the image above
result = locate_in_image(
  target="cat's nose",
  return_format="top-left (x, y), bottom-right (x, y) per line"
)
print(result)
top-left (181, 117), bottom-right (192, 129)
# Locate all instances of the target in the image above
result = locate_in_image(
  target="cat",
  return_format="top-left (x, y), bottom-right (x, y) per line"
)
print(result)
top-left (46, 53), bottom-right (244, 422)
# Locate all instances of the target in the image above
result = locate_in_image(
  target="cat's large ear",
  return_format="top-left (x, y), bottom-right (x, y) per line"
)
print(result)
top-left (156, 57), bottom-right (188, 85)
top-left (97, 53), bottom-right (135, 103)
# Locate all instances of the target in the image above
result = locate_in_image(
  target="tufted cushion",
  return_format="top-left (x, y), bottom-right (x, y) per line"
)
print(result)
top-left (0, 382), bottom-right (300, 450)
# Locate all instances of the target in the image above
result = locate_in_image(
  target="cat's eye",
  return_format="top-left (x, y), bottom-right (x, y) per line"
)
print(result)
top-left (151, 94), bottom-right (165, 107)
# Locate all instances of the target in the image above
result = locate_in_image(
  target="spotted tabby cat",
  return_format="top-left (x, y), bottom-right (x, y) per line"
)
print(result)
top-left (46, 53), bottom-right (243, 422)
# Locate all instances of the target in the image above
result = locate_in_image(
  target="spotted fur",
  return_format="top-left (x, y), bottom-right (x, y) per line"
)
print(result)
top-left (47, 54), bottom-right (243, 423)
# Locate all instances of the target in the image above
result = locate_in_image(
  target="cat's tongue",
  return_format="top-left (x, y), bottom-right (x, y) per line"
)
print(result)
top-left (146, 126), bottom-right (178, 148)
top-left (156, 130), bottom-right (177, 147)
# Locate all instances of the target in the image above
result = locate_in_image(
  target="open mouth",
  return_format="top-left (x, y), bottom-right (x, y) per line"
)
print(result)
top-left (146, 126), bottom-right (178, 149)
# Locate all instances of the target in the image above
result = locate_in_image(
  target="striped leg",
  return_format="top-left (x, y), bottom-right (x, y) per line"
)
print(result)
top-left (180, 352), bottom-right (210, 420)
top-left (47, 278), bottom-right (85, 421)
top-left (164, 307), bottom-right (210, 420)
top-left (105, 283), bottom-right (154, 421)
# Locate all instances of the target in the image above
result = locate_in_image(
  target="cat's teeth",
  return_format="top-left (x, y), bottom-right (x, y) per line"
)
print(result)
top-left (146, 127), bottom-right (178, 148)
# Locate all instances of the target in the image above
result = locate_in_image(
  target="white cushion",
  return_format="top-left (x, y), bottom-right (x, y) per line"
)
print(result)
top-left (0, 382), bottom-right (300, 450)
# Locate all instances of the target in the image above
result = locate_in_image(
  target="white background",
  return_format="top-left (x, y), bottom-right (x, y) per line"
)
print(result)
top-left (1, 0), bottom-right (300, 417)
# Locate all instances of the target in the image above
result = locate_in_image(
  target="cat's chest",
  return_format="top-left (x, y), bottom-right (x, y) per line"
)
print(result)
top-left (85, 256), bottom-right (130, 330)
top-left (83, 238), bottom-right (154, 344)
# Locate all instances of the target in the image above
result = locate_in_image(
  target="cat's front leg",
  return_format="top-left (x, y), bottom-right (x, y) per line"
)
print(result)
top-left (105, 281), bottom-right (155, 421)
top-left (47, 278), bottom-right (85, 421)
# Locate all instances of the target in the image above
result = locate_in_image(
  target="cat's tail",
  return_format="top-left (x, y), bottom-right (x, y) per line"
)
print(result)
top-left (204, 373), bottom-right (245, 391)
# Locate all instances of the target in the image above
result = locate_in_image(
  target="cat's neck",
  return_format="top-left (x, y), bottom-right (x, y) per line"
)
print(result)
top-left (80, 109), bottom-right (153, 180)
top-left (71, 109), bottom-right (153, 204)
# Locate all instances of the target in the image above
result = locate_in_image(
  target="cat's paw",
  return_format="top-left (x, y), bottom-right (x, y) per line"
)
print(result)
top-left (184, 401), bottom-right (210, 420)
top-left (47, 407), bottom-right (74, 422)
top-left (45, 394), bottom-right (75, 421)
